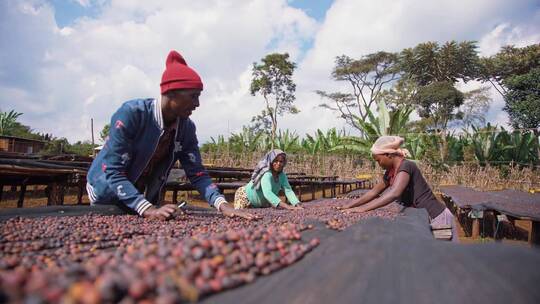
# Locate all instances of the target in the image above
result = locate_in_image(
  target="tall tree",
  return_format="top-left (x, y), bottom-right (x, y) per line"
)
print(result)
top-left (503, 67), bottom-right (540, 132)
top-left (459, 86), bottom-right (492, 128)
top-left (400, 40), bottom-right (480, 160)
top-left (250, 53), bottom-right (298, 145)
top-left (317, 52), bottom-right (400, 132)
top-left (401, 41), bottom-right (479, 85)
top-left (414, 81), bottom-right (465, 131)
top-left (479, 44), bottom-right (540, 98)
top-left (480, 44), bottom-right (540, 132)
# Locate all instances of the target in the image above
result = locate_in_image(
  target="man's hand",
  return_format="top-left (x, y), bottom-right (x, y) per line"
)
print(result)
top-left (220, 203), bottom-right (260, 220)
top-left (142, 204), bottom-right (178, 220)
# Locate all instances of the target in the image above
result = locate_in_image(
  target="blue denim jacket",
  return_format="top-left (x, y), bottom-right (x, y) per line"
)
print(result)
top-left (86, 97), bottom-right (225, 215)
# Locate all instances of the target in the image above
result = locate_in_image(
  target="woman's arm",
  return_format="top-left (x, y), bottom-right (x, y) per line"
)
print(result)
top-left (344, 171), bottom-right (410, 213)
top-left (281, 174), bottom-right (301, 207)
top-left (260, 173), bottom-right (282, 207)
top-left (338, 180), bottom-right (388, 209)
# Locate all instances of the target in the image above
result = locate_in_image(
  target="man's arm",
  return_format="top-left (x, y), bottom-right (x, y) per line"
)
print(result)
top-left (102, 104), bottom-right (154, 216)
top-left (344, 171), bottom-right (410, 213)
top-left (179, 122), bottom-right (259, 220)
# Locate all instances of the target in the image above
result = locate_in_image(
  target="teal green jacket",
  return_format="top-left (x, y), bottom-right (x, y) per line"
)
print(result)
top-left (245, 171), bottom-right (299, 208)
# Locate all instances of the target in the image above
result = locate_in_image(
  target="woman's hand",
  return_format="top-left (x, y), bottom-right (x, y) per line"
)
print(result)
top-left (142, 204), bottom-right (178, 220)
top-left (220, 203), bottom-right (260, 220)
top-left (279, 201), bottom-right (301, 210)
top-left (341, 207), bottom-right (365, 214)
top-left (336, 203), bottom-right (354, 210)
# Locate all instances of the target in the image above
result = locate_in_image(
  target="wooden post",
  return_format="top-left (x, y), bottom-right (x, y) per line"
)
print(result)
top-left (17, 184), bottom-right (26, 208)
top-left (472, 219), bottom-right (480, 239)
top-left (173, 190), bottom-right (178, 204)
top-left (77, 181), bottom-right (84, 205)
top-left (47, 182), bottom-right (65, 205)
top-left (528, 221), bottom-right (540, 246)
top-left (91, 118), bottom-right (95, 158)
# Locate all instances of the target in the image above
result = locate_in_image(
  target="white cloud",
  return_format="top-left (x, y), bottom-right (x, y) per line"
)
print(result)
top-left (0, 0), bottom-right (538, 145)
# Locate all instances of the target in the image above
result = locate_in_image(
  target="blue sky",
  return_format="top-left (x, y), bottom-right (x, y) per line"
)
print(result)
top-left (51, 0), bottom-right (335, 26)
top-left (1, 0), bottom-right (539, 144)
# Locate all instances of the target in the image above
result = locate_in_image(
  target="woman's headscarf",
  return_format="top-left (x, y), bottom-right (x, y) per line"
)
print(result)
top-left (251, 149), bottom-right (286, 190)
top-left (370, 136), bottom-right (411, 157)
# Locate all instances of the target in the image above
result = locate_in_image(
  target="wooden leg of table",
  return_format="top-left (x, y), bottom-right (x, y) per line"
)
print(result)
top-left (77, 183), bottom-right (84, 205)
top-left (528, 221), bottom-right (540, 245)
top-left (173, 190), bottom-right (178, 204)
top-left (18, 184), bottom-right (26, 208)
top-left (472, 218), bottom-right (480, 239)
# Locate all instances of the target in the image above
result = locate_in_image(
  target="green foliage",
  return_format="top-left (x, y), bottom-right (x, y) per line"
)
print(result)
top-left (479, 44), bottom-right (540, 130)
top-left (301, 128), bottom-right (346, 155)
top-left (503, 67), bottom-right (540, 130)
top-left (100, 123), bottom-right (110, 142)
top-left (401, 40), bottom-right (480, 85)
top-left (0, 110), bottom-right (23, 135)
top-left (332, 100), bottom-right (413, 155)
top-left (317, 52), bottom-right (400, 132)
top-left (479, 44), bottom-right (540, 96)
top-left (414, 81), bottom-right (465, 130)
top-left (250, 53), bottom-right (298, 144)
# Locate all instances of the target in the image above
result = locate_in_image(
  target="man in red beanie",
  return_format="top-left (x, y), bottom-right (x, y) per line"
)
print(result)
top-left (86, 50), bottom-right (258, 220)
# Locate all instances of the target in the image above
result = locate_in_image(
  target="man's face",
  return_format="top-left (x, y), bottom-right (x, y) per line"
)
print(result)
top-left (169, 89), bottom-right (201, 119)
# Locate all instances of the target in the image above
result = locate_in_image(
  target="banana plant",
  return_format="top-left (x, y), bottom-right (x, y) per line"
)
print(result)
top-left (229, 127), bottom-right (264, 152)
top-left (467, 124), bottom-right (512, 165)
top-left (332, 100), bottom-right (413, 155)
top-left (499, 130), bottom-right (539, 165)
top-left (272, 129), bottom-right (301, 152)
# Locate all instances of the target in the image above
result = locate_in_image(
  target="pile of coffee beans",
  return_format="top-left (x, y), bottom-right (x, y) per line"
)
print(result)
top-left (0, 198), bottom-right (399, 302)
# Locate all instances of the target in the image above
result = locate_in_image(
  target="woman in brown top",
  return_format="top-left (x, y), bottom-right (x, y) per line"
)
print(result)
top-left (338, 136), bottom-right (457, 241)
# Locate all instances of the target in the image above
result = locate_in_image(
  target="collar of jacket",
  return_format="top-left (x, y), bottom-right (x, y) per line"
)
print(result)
top-left (153, 95), bottom-right (165, 130)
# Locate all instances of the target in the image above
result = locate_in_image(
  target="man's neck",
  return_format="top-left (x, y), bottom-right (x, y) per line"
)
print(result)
top-left (161, 95), bottom-right (178, 128)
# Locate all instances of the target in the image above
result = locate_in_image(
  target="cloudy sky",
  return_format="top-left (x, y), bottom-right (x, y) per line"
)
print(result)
top-left (1, 0), bottom-right (539, 144)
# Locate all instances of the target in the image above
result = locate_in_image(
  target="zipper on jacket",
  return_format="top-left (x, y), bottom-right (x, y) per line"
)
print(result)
top-left (134, 128), bottom-right (164, 183)
top-left (157, 119), bottom-right (185, 196)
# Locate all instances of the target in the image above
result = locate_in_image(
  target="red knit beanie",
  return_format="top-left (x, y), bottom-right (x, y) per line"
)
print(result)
top-left (160, 50), bottom-right (203, 94)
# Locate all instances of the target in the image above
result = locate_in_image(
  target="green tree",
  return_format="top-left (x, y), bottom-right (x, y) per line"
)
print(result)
top-left (0, 110), bottom-right (23, 135)
top-left (414, 81), bottom-right (465, 132)
top-left (401, 41), bottom-right (480, 160)
top-left (250, 53), bottom-right (298, 145)
top-left (503, 67), bottom-right (540, 131)
top-left (401, 41), bottom-right (479, 86)
top-left (479, 44), bottom-right (540, 98)
top-left (317, 52), bottom-right (400, 131)
top-left (100, 123), bottom-right (110, 142)
top-left (459, 86), bottom-right (491, 128)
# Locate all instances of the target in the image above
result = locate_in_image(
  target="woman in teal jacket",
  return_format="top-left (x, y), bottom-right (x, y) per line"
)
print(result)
top-left (234, 149), bottom-right (302, 210)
